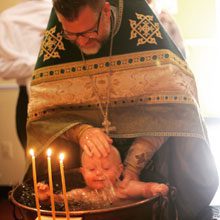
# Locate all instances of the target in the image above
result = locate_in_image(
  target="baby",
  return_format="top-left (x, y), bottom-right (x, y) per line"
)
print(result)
top-left (37, 146), bottom-right (168, 204)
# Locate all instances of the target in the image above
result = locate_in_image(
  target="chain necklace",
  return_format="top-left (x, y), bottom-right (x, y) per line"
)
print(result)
top-left (80, 13), bottom-right (116, 135)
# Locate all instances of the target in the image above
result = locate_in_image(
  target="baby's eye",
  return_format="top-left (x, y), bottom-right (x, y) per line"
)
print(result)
top-left (103, 167), bottom-right (110, 171)
top-left (88, 168), bottom-right (95, 171)
top-left (86, 166), bottom-right (95, 171)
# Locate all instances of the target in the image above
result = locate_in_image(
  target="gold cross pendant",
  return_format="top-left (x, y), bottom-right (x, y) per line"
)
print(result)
top-left (101, 119), bottom-right (116, 134)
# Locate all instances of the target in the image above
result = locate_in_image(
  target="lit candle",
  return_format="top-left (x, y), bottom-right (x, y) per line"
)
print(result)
top-left (47, 148), bottom-right (56, 220)
top-left (59, 153), bottom-right (70, 220)
top-left (29, 149), bottom-right (41, 220)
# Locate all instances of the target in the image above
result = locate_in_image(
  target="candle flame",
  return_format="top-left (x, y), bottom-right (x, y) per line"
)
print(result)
top-left (47, 148), bottom-right (52, 157)
top-left (29, 149), bottom-right (35, 157)
top-left (59, 153), bottom-right (64, 161)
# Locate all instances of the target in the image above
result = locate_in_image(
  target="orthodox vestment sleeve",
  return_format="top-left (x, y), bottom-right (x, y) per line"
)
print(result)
top-left (124, 136), bottom-right (167, 175)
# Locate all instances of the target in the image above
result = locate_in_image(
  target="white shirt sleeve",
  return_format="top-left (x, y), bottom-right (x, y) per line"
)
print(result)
top-left (0, 0), bottom-right (52, 85)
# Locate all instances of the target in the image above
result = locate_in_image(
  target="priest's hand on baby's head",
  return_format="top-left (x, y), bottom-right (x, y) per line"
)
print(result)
top-left (79, 127), bottom-right (112, 157)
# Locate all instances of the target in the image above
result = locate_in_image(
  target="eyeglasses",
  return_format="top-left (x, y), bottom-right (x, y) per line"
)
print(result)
top-left (61, 11), bottom-right (102, 41)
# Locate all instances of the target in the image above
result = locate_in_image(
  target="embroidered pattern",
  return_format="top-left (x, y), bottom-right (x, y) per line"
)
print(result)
top-left (129, 13), bottom-right (163, 46)
top-left (135, 153), bottom-right (146, 165)
top-left (39, 26), bottom-right (65, 61)
top-left (32, 50), bottom-right (192, 85)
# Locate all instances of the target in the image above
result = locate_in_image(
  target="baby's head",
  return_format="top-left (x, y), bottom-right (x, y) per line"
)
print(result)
top-left (80, 146), bottom-right (123, 190)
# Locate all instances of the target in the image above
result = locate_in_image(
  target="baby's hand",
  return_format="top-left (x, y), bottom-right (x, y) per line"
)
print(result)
top-left (37, 182), bottom-right (50, 201)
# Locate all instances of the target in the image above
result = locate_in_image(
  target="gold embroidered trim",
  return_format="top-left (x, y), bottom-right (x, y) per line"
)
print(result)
top-left (32, 49), bottom-right (192, 85)
top-left (39, 26), bottom-right (65, 62)
top-left (28, 94), bottom-right (195, 121)
top-left (110, 131), bottom-right (206, 140)
top-left (129, 13), bottom-right (163, 46)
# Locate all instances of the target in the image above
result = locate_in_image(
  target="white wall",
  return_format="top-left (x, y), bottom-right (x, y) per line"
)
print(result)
top-left (0, 0), bottom-right (26, 186)
top-left (0, 84), bottom-right (26, 185)
top-left (174, 0), bottom-right (220, 117)
top-left (186, 38), bottom-right (220, 117)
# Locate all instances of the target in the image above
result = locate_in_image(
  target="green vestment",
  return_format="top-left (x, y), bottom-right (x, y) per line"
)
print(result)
top-left (26, 1), bottom-right (218, 219)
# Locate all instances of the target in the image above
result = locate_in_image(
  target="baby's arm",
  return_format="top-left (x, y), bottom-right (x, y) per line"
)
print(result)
top-left (37, 182), bottom-right (87, 202)
top-left (117, 181), bottom-right (168, 199)
top-left (37, 182), bottom-right (64, 202)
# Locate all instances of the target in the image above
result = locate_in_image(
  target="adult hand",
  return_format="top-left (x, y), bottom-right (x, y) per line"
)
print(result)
top-left (117, 181), bottom-right (169, 199)
top-left (79, 127), bottom-right (112, 157)
top-left (149, 183), bottom-right (169, 197)
top-left (120, 169), bottom-right (139, 188)
top-left (117, 180), bottom-right (144, 199)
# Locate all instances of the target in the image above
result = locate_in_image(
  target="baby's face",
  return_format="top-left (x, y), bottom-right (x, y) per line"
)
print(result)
top-left (81, 153), bottom-right (123, 190)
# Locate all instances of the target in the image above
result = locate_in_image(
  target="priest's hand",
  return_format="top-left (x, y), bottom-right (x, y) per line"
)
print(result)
top-left (120, 169), bottom-right (139, 188)
top-left (79, 127), bottom-right (113, 157)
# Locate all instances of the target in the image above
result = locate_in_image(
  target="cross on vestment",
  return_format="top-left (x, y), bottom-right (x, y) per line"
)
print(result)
top-left (101, 118), bottom-right (116, 134)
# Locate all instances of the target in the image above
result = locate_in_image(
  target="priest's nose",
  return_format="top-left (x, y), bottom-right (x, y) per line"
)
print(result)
top-left (76, 35), bottom-right (90, 47)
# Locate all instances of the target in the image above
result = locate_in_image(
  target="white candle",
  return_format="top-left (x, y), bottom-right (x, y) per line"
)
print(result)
top-left (29, 149), bottom-right (41, 220)
top-left (47, 148), bottom-right (56, 220)
top-left (59, 153), bottom-right (70, 220)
